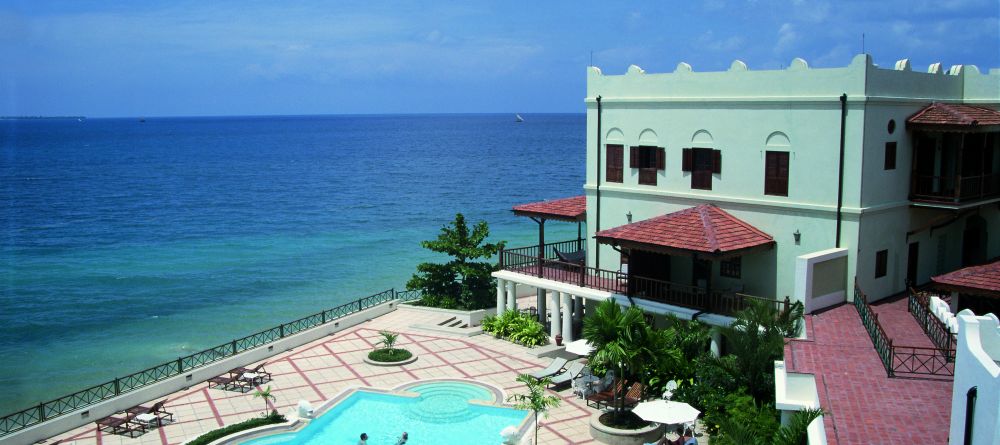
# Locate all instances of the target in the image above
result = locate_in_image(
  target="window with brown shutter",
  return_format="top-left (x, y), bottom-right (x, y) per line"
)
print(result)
top-left (690, 147), bottom-right (714, 190)
top-left (720, 256), bottom-right (741, 278)
top-left (765, 151), bottom-right (790, 196)
top-left (682, 148), bottom-right (692, 171)
top-left (633, 146), bottom-right (665, 186)
top-left (875, 250), bottom-right (888, 278)
top-left (884, 142), bottom-right (896, 170)
top-left (606, 144), bottom-right (624, 183)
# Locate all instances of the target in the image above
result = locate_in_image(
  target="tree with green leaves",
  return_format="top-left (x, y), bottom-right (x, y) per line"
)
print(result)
top-left (710, 299), bottom-right (804, 402)
top-left (378, 330), bottom-right (399, 350)
top-left (583, 299), bottom-right (680, 422)
top-left (252, 385), bottom-right (276, 417)
top-left (714, 407), bottom-right (824, 445)
top-left (508, 374), bottom-right (561, 445)
top-left (406, 213), bottom-right (504, 310)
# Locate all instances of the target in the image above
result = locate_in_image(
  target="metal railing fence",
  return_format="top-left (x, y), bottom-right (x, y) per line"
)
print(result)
top-left (0, 288), bottom-right (422, 437)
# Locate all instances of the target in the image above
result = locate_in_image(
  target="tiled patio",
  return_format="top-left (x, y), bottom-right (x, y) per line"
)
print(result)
top-left (784, 301), bottom-right (952, 445)
top-left (47, 305), bottom-right (601, 445)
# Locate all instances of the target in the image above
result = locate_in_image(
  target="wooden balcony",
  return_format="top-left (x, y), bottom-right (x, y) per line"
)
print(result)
top-left (910, 173), bottom-right (1000, 205)
top-left (499, 241), bottom-right (786, 317)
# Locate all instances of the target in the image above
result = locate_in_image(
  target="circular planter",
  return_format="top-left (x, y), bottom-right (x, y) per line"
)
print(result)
top-left (589, 411), bottom-right (664, 445)
top-left (363, 350), bottom-right (418, 367)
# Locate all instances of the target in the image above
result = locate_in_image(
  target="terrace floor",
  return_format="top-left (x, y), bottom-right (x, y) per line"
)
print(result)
top-left (784, 301), bottom-right (953, 445)
top-left (44, 300), bottom-right (618, 445)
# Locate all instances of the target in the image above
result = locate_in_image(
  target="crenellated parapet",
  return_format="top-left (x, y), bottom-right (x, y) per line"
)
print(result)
top-left (587, 54), bottom-right (1000, 102)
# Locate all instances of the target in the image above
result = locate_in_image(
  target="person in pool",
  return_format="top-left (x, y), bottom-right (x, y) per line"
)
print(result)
top-left (357, 433), bottom-right (368, 445)
top-left (396, 432), bottom-right (408, 444)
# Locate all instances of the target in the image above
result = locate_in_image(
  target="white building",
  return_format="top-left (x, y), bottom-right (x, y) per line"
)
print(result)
top-left (494, 55), bottom-right (1000, 344)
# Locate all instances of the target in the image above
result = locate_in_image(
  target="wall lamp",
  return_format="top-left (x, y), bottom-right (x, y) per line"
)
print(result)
top-left (793, 230), bottom-right (801, 243)
top-left (626, 211), bottom-right (633, 223)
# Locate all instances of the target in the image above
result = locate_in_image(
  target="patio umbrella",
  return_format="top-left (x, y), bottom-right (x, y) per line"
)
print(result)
top-left (564, 339), bottom-right (593, 356)
top-left (632, 400), bottom-right (700, 426)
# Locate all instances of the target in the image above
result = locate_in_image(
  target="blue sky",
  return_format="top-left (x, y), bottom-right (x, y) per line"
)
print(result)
top-left (2, 0), bottom-right (998, 117)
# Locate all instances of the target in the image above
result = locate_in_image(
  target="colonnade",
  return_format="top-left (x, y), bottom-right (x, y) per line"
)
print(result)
top-left (495, 278), bottom-right (586, 342)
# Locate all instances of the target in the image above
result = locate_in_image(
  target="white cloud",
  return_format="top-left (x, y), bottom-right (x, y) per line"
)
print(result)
top-left (775, 23), bottom-right (798, 53)
top-left (697, 31), bottom-right (746, 52)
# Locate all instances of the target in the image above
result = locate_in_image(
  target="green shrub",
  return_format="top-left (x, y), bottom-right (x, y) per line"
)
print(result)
top-left (481, 310), bottom-right (548, 347)
top-left (368, 348), bottom-right (413, 362)
top-left (187, 411), bottom-right (286, 445)
top-left (672, 355), bottom-right (741, 435)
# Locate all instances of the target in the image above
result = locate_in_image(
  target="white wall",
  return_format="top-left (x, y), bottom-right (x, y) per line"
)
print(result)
top-left (949, 312), bottom-right (1000, 444)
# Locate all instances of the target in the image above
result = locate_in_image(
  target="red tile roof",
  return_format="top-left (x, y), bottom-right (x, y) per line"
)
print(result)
top-left (595, 204), bottom-right (774, 256)
top-left (907, 103), bottom-right (1000, 128)
top-left (931, 260), bottom-right (1000, 297)
top-left (512, 196), bottom-right (586, 222)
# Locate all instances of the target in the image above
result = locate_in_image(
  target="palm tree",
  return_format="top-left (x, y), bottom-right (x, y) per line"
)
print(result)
top-left (711, 299), bottom-right (804, 401)
top-left (507, 374), bottom-right (561, 445)
top-left (714, 407), bottom-right (824, 445)
top-left (583, 299), bottom-right (678, 421)
top-left (378, 330), bottom-right (399, 351)
top-left (253, 385), bottom-right (276, 417)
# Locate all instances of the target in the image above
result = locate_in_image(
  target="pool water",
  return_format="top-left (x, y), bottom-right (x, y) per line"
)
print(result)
top-left (241, 382), bottom-right (528, 445)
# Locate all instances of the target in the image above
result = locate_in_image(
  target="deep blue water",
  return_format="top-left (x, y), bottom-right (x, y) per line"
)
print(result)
top-left (0, 114), bottom-right (584, 414)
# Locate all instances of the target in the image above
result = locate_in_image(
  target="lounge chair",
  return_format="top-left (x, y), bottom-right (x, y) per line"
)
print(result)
top-left (96, 415), bottom-right (146, 437)
top-left (554, 248), bottom-right (586, 267)
top-left (125, 400), bottom-right (173, 426)
top-left (231, 362), bottom-right (272, 385)
top-left (548, 361), bottom-right (585, 388)
top-left (528, 357), bottom-right (568, 380)
top-left (586, 380), bottom-right (624, 408)
top-left (621, 382), bottom-right (644, 408)
top-left (207, 375), bottom-right (244, 391)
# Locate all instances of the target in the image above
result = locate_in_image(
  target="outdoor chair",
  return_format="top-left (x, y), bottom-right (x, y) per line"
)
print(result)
top-left (207, 375), bottom-right (249, 391)
top-left (548, 361), bottom-right (585, 389)
top-left (529, 357), bottom-right (568, 380)
top-left (125, 400), bottom-right (173, 426)
top-left (622, 382), bottom-right (644, 408)
top-left (586, 380), bottom-right (624, 408)
top-left (96, 415), bottom-right (146, 437)
top-left (554, 248), bottom-right (585, 269)
top-left (231, 362), bottom-right (272, 385)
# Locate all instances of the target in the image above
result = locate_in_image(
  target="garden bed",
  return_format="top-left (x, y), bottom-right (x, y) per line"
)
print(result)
top-left (363, 348), bottom-right (417, 366)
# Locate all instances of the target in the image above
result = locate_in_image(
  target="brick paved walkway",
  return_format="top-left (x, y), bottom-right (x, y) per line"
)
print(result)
top-left (784, 303), bottom-right (952, 445)
top-left (870, 295), bottom-right (936, 349)
top-left (48, 306), bottom-right (601, 445)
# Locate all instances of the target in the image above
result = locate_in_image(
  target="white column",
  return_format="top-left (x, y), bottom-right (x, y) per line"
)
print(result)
top-left (561, 292), bottom-right (574, 343)
top-left (507, 281), bottom-right (518, 311)
top-left (574, 295), bottom-right (584, 320)
top-left (550, 291), bottom-right (561, 339)
top-left (710, 330), bottom-right (723, 357)
top-left (496, 278), bottom-right (506, 314)
top-left (537, 289), bottom-right (547, 324)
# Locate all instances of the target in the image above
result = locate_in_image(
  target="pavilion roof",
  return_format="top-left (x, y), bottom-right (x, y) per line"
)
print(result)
top-left (907, 103), bottom-right (1000, 131)
top-left (595, 204), bottom-right (774, 258)
top-left (512, 196), bottom-right (586, 222)
top-left (931, 260), bottom-right (1000, 297)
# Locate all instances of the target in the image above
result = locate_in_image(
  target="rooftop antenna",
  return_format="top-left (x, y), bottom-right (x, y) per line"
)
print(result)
top-left (862, 33), bottom-right (865, 54)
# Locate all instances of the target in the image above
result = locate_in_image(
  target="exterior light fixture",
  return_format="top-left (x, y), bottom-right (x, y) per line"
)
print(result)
top-left (626, 211), bottom-right (633, 223)
top-left (793, 230), bottom-right (801, 243)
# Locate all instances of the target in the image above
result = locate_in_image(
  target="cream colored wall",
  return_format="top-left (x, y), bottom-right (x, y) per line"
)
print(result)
top-left (584, 54), bottom-right (999, 304)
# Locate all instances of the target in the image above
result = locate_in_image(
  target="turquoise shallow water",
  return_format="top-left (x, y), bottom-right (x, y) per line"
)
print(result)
top-left (239, 382), bottom-right (527, 445)
top-left (0, 114), bottom-right (583, 414)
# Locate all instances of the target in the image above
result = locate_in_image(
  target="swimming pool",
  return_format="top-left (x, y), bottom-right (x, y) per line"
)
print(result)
top-left (240, 381), bottom-right (529, 445)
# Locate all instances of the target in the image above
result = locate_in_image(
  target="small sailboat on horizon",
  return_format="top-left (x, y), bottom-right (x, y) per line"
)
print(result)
top-left (515, 114), bottom-right (524, 122)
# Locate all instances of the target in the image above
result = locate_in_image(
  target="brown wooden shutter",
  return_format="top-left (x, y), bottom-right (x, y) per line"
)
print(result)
top-left (606, 145), bottom-right (623, 183)
top-left (656, 147), bottom-right (665, 170)
top-left (682, 148), bottom-right (692, 171)
top-left (630, 146), bottom-right (639, 168)
top-left (712, 149), bottom-right (722, 174)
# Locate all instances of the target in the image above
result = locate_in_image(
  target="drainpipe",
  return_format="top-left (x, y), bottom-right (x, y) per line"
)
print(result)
top-left (836, 93), bottom-right (847, 248)
top-left (595, 95), bottom-right (602, 269)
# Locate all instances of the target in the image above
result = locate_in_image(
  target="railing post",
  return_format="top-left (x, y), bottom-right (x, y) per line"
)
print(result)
top-left (36, 404), bottom-right (44, 422)
top-left (358, 299), bottom-right (363, 312)
top-left (498, 247), bottom-right (505, 269)
top-left (176, 358), bottom-right (183, 373)
top-left (231, 340), bottom-right (237, 356)
top-left (114, 377), bottom-right (121, 395)
top-left (578, 264), bottom-right (585, 287)
top-left (322, 311), bottom-right (326, 324)
top-left (279, 324), bottom-right (285, 338)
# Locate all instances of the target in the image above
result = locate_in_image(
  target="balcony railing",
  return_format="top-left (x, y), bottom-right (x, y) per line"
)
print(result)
top-left (910, 173), bottom-right (1000, 204)
top-left (499, 241), bottom-right (787, 317)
